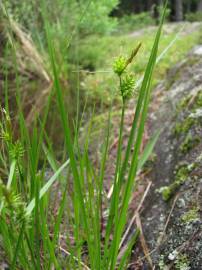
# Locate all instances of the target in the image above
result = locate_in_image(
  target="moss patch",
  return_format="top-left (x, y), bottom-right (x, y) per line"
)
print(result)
top-left (173, 91), bottom-right (202, 137)
top-left (180, 134), bottom-right (200, 153)
top-left (181, 207), bottom-right (200, 224)
top-left (176, 89), bottom-right (202, 113)
top-left (158, 163), bottom-right (196, 201)
top-left (174, 254), bottom-right (190, 270)
top-left (173, 117), bottom-right (197, 136)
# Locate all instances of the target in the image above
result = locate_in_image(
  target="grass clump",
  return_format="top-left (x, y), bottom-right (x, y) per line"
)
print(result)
top-left (0, 2), bottom-right (169, 269)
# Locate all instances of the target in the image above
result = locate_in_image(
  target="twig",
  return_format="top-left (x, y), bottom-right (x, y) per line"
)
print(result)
top-left (107, 183), bottom-right (115, 199)
top-left (136, 212), bottom-right (153, 269)
top-left (157, 193), bottom-right (179, 246)
top-left (166, 228), bottom-right (200, 270)
top-left (119, 181), bottom-right (152, 248)
top-left (135, 193), bottom-right (180, 266)
top-left (72, 69), bottom-right (113, 74)
top-left (187, 87), bottom-right (201, 107)
top-left (59, 246), bottom-right (91, 270)
top-left (117, 228), bottom-right (138, 261)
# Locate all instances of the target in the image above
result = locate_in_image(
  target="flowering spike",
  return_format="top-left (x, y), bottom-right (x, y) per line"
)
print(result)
top-left (121, 74), bottom-right (135, 101)
top-left (113, 55), bottom-right (127, 76)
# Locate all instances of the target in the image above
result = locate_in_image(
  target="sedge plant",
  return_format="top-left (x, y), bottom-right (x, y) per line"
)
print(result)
top-left (0, 1), bottom-right (168, 269)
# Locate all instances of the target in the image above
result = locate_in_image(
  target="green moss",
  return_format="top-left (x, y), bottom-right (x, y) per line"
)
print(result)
top-left (159, 163), bottom-right (196, 201)
top-left (173, 117), bottom-right (196, 136)
top-left (195, 91), bottom-right (202, 107)
top-left (181, 207), bottom-right (200, 224)
top-left (175, 163), bottom-right (195, 183)
top-left (176, 89), bottom-right (202, 116)
top-left (160, 185), bottom-right (174, 201)
top-left (180, 134), bottom-right (200, 153)
top-left (177, 96), bottom-right (190, 111)
top-left (174, 254), bottom-right (190, 270)
top-left (158, 255), bottom-right (166, 270)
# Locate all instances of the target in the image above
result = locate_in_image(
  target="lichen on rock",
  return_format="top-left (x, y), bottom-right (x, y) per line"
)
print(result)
top-left (138, 46), bottom-right (202, 269)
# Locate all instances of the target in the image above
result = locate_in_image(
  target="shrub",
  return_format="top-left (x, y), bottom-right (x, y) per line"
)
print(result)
top-left (4, 0), bottom-right (119, 36)
top-left (117, 12), bottom-right (155, 33)
top-left (185, 11), bottom-right (202, 22)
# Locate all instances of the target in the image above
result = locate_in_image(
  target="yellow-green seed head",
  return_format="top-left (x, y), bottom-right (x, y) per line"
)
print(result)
top-left (121, 74), bottom-right (135, 100)
top-left (9, 141), bottom-right (24, 160)
top-left (113, 56), bottom-right (127, 76)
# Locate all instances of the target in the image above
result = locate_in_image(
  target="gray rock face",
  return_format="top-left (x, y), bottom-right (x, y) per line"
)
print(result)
top-left (140, 50), bottom-right (202, 269)
top-left (192, 45), bottom-right (202, 56)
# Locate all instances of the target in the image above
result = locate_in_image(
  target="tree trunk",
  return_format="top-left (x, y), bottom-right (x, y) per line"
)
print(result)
top-left (175, 0), bottom-right (183, 21)
top-left (198, 0), bottom-right (202, 11)
top-left (134, 0), bottom-right (144, 13)
top-left (146, 0), bottom-right (153, 11)
top-left (186, 0), bottom-right (191, 13)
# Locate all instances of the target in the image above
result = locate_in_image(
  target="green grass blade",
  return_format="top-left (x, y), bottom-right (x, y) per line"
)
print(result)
top-left (10, 222), bottom-right (25, 269)
top-left (117, 229), bottom-right (140, 270)
top-left (26, 159), bottom-right (69, 216)
top-left (0, 160), bottom-right (16, 213)
top-left (108, 2), bottom-right (168, 268)
top-left (137, 129), bottom-right (161, 171)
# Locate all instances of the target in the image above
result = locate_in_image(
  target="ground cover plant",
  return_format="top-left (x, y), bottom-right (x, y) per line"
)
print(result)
top-left (1, 1), bottom-right (201, 269)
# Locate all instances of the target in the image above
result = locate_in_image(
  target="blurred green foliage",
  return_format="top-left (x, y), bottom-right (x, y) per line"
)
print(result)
top-left (77, 26), bottom-right (201, 108)
top-left (2, 0), bottom-right (202, 122)
top-left (117, 12), bottom-right (155, 33)
top-left (4, 0), bottom-right (119, 36)
top-left (185, 11), bottom-right (202, 22)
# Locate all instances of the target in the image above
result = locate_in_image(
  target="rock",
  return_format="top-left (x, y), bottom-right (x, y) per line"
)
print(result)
top-left (0, 263), bottom-right (9, 270)
top-left (139, 48), bottom-right (202, 269)
top-left (192, 45), bottom-right (202, 56)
